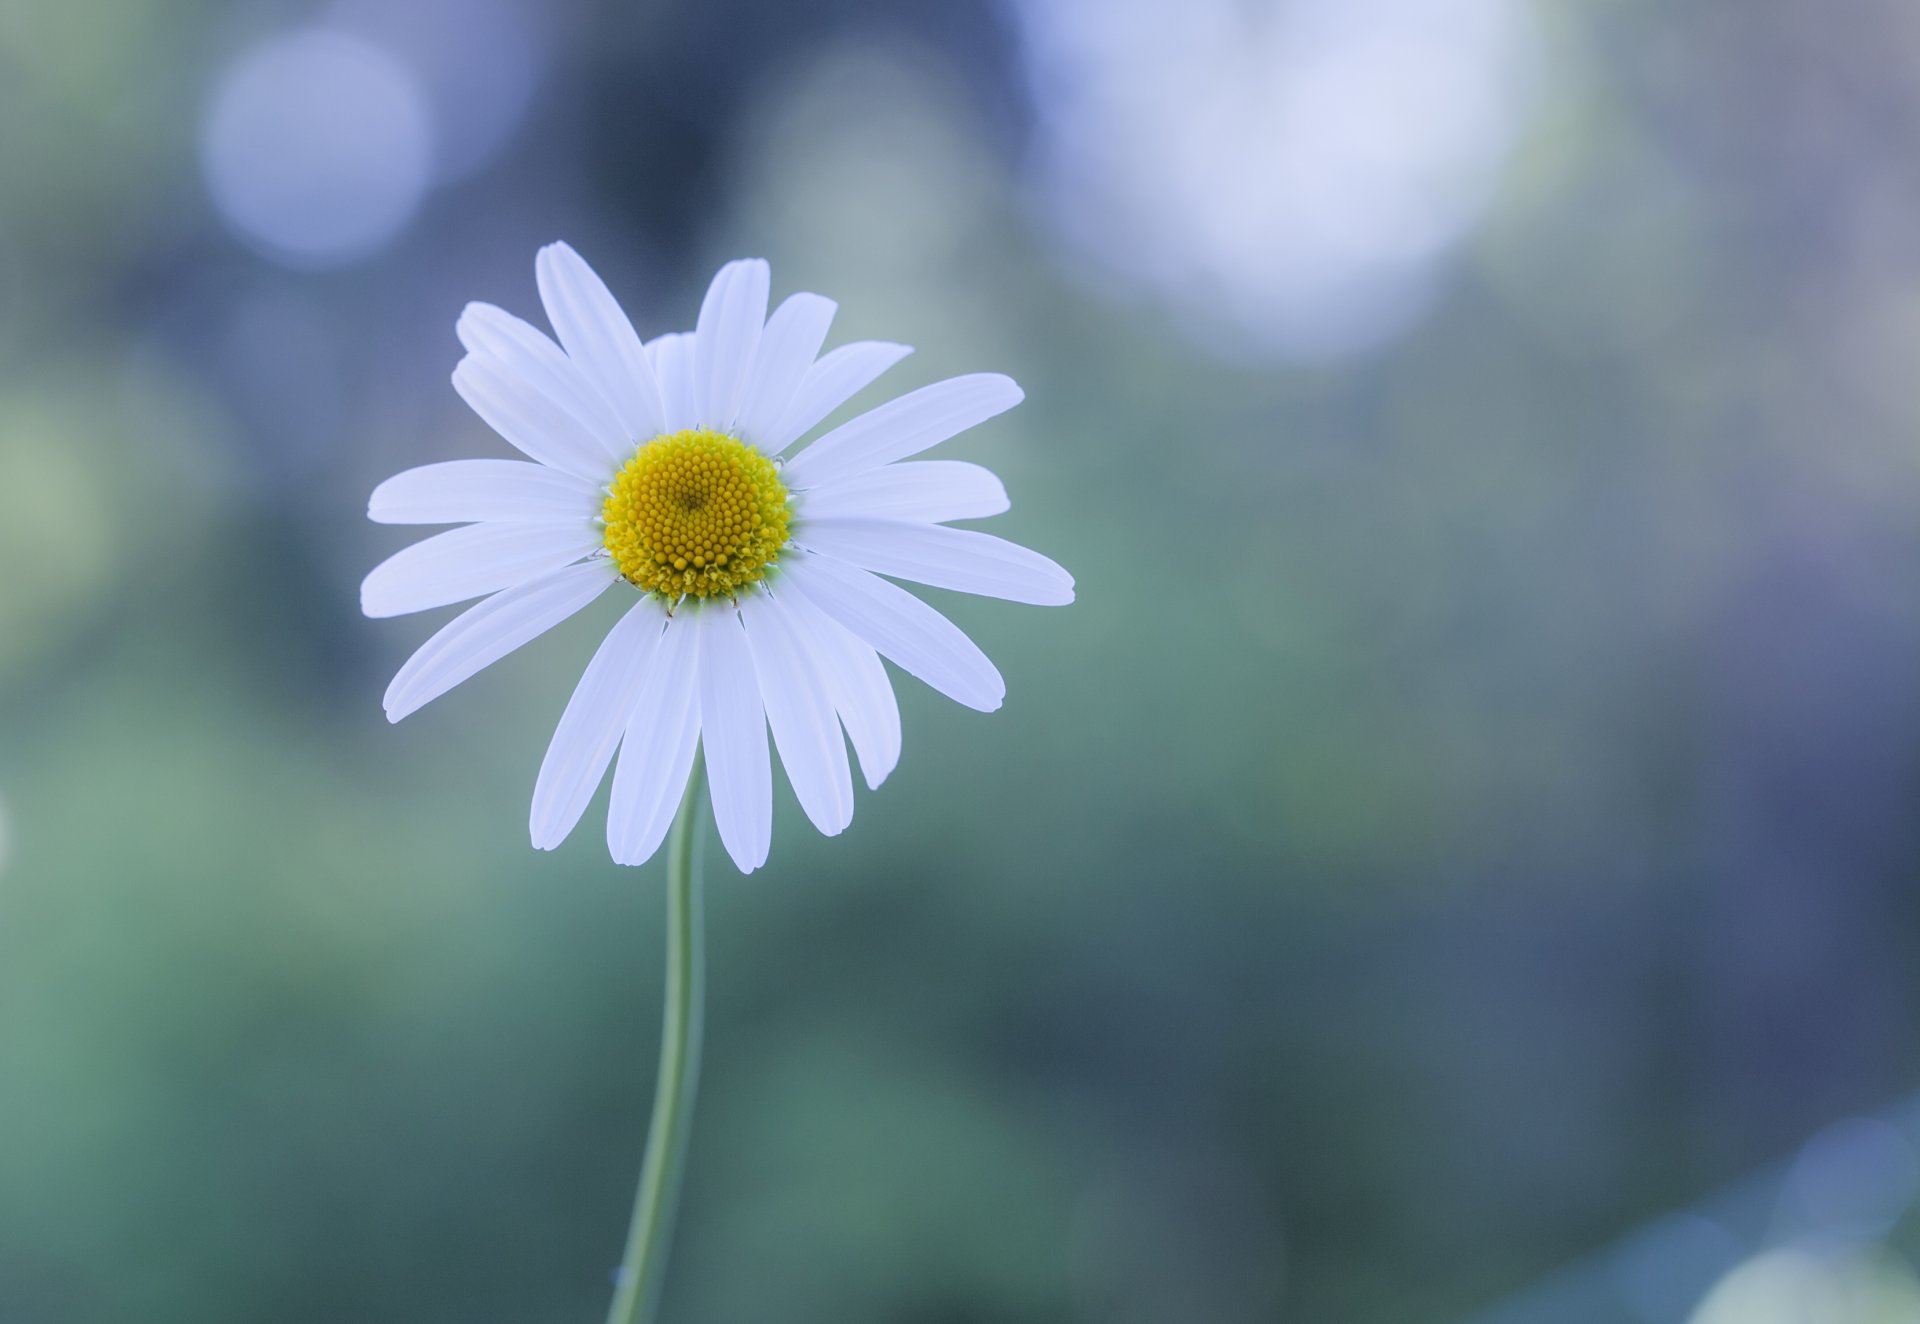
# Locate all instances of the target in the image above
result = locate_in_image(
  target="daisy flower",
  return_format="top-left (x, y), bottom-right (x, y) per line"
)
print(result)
top-left (363, 244), bottom-right (1073, 874)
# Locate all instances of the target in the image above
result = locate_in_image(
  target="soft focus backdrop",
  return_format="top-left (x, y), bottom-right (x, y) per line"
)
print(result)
top-left (6, 1), bottom-right (1920, 1321)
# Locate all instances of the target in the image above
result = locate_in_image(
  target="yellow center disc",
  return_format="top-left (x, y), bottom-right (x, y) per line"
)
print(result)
top-left (602, 429), bottom-right (792, 600)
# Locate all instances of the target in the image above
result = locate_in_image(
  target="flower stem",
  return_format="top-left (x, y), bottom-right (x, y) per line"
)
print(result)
top-left (605, 754), bottom-right (706, 1324)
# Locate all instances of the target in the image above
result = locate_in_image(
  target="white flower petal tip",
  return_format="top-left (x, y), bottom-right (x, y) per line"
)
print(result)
top-left (451, 355), bottom-right (613, 483)
top-left (743, 591), bottom-right (855, 838)
top-left (783, 373), bottom-right (1025, 491)
top-left (782, 552), bottom-right (1006, 713)
top-left (368, 460), bottom-right (601, 526)
top-left (533, 242), bottom-right (667, 441)
top-left (607, 614), bottom-right (702, 867)
top-left (694, 258), bottom-right (771, 431)
top-left (797, 519), bottom-right (1074, 607)
top-left (380, 561), bottom-right (615, 723)
top-left (735, 292), bottom-right (836, 448)
top-left (795, 461), bottom-right (1009, 524)
top-left (528, 600), bottom-right (667, 851)
top-left (453, 303), bottom-right (628, 454)
top-left (765, 341), bottom-right (915, 454)
top-left (775, 588), bottom-right (902, 792)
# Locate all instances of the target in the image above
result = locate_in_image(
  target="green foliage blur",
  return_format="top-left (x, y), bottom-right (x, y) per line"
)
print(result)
top-left (6, 1), bottom-right (1920, 1322)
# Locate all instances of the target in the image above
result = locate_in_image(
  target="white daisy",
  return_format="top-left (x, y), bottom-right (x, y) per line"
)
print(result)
top-left (363, 244), bottom-right (1073, 874)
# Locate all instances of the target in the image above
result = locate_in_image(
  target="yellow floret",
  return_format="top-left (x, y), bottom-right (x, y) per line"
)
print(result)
top-left (602, 429), bottom-right (791, 601)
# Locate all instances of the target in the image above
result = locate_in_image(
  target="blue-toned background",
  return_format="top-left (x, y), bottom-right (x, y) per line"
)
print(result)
top-left (5, 1), bottom-right (1920, 1320)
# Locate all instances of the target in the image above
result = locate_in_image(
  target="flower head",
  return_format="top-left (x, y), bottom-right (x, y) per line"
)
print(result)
top-left (364, 245), bottom-right (1072, 872)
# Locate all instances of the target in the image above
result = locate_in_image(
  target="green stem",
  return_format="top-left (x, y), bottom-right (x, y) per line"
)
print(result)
top-left (605, 754), bottom-right (706, 1324)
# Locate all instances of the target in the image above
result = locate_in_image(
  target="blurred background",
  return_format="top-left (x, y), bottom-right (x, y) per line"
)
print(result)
top-left (5, 0), bottom-right (1920, 1320)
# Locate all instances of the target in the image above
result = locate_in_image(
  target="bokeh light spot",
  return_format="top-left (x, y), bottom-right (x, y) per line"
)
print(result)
top-left (1787, 1117), bottom-right (1920, 1240)
top-left (325, 0), bottom-right (549, 183)
top-left (200, 29), bottom-right (433, 267)
top-left (1010, 0), bottom-right (1538, 361)
top-left (1688, 1247), bottom-right (1920, 1324)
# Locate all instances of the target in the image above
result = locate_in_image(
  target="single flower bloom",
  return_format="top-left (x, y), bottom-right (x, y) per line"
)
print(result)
top-left (363, 245), bottom-right (1072, 873)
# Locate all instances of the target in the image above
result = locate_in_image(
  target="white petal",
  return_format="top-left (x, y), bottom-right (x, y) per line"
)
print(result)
top-left (453, 354), bottom-right (614, 483)
top-left (382, 560), bottom-right (615, 722)
top-left (693, 259), bottom-right (770, 432)
top-left (781, 550), bottom-right (1004, 713)
top-left (782, 374), bottom-right (1024, 491)
top-left (797, 519), bottom-right (1074, 607)
top-left (369, 460), bottom-right (602, 526)
top-left (697, 605), bottom-right (772, 873)
top-left (647, 333), bottom-right (698, 434)
top-left (796, 461), bottom-right (1009, 524)
top-left (530, 599), bottom-right (668, 851)
top-left (734, 292), bottom-right (835, 449)
top-left (607, 614), bottom-right (702, 867)
top-left (456, 303), bottom-right (629, 454)
top-left (361, 522), bottom-right (599, 618)
top-left (534, 241), bottom-right (668, 441)
top-left (740, 590), bottom-right (853, 836)
top-left (777, 585), bottom-right (901, 790)
top-left (764, 341), bottom-right (913, 454)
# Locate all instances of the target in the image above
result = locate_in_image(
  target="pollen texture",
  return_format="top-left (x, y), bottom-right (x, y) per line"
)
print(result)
top-left (603, 429), bottom-right (791, 600)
